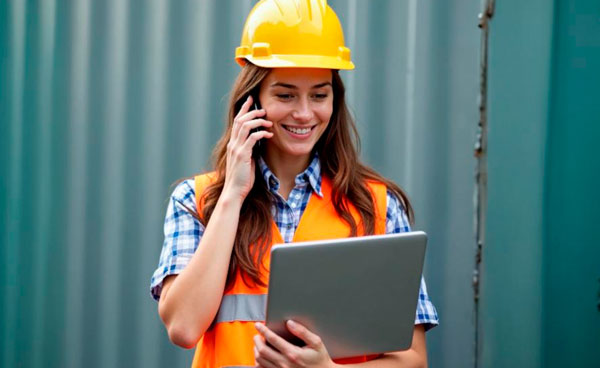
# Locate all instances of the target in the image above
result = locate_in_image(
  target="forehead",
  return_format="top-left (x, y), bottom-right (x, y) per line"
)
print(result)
top-left (264, 68), bottom-right (332, 88)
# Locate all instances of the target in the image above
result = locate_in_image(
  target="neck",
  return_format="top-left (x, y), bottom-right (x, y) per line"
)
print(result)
top-left (264, 151), bottom-right (311, 193)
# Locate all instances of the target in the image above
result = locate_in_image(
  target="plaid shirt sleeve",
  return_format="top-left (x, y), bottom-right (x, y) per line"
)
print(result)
top-left (386, 190), bottom-right (439, 331)
top-left (150, 179), bottom-right (203, 301)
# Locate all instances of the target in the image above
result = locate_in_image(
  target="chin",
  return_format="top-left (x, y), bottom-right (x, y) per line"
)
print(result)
top-left (285, 146), bottom-right (315, 157)
top-left (266, 140), bottom-right (317, 159)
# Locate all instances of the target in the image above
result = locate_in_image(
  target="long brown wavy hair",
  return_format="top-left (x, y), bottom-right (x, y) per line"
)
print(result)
top-left (190, 63), bottom-right (413, 290)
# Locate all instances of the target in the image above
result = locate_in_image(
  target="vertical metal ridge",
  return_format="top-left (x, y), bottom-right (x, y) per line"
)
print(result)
top-left (137, 1), bottom-right (169, 367)
top-left (345, 0), bottom-right (357, 103)
top-left (3, 2), bottom-right (26, 367)
top-left (184, 0), bottom-right (215, 169)
top-left (98, 0), bottom-right (128, 367)
top-left (31, 1), bottom-right (57, 367)
top-left (64, 1), bottom-right (91, 367)
top-left (403, 0), bottom-right (418, 194)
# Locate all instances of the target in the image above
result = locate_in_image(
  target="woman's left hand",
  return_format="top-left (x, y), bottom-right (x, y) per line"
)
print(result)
top-left (254, 320), bottom-right (335, 368)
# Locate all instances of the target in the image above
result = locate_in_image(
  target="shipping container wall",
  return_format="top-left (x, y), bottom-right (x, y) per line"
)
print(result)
top-left (482, 0), bottom-right (600, 367)
top-left (0, 1), bottom-right (480, 367)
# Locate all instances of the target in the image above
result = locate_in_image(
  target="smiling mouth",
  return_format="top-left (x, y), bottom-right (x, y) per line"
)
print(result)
top-left (282, 125), bottom-right (315, 135)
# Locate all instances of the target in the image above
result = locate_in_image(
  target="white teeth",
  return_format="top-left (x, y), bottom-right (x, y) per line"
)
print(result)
top-left (284, 126), bottom-right (311, 134)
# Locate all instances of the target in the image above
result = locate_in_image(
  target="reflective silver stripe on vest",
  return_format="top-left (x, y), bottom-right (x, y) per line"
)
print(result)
top-left (214, 294), bottom-right (267, 323)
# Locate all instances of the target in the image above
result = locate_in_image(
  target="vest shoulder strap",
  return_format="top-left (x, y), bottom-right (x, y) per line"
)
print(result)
top-left (194, 172), bottom-right (218, 212)
top-left (366, 180), bottom-right (388, 234)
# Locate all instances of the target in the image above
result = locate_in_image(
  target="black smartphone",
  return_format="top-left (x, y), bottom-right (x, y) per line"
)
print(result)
top-left (249, 94), bottom-right (264, 154)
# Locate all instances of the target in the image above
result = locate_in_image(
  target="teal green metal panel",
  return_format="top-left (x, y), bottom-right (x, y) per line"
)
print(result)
top-left (0, 3), bottom-right (10, 368)
top-left (483, 0), bottom-right (600, 367)
top-left (543, 0), bottom-right (600, 366)
top-left (1, 1), bottom-right (480, 367)
top-left (482, 0), bottom-right (555, 366)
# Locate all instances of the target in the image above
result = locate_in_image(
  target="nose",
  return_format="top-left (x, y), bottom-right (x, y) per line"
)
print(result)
top-left (291, 97), bottom-right (313, 123)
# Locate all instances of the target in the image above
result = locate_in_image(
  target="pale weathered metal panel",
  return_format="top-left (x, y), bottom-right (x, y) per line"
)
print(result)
top-left (0, 1), bottom-right (479, 367)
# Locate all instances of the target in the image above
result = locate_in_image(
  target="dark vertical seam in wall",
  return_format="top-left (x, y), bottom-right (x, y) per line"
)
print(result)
top-left (474, 1), bottom-right (495, 367)
top-left (540, 1), bottom-right (559, 366)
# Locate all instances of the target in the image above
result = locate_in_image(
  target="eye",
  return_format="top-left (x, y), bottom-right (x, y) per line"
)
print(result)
top-left (276, 94), bottom-right (294, 100)
top-left (313, 93), bottom-right (329, 99)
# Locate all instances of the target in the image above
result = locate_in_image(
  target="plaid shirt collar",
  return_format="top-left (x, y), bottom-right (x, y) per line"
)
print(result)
top-left (257, 153), bottom-right (323, 198)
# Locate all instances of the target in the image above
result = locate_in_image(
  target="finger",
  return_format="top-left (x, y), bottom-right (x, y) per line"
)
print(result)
top-left (241, 130), bottom-right (273, 152)
top-left (286, 320), bottom-right (323, 348)
top-left (234, 95), bottom-right (253, 121)
top-left (256, 356), bottom-right (278, 368)
top-left (255, 322), bottom-right (301, 357)
top-left (237, 108), bottom-right (266, 125)
top-left (236, 119), bottom-right (272, 144)
top-left (232, 108), bottom-right (266, 141)
top-left (253, 334), bottom-right (284, 365)
top-left (231, 96), bottom-right (254, 139)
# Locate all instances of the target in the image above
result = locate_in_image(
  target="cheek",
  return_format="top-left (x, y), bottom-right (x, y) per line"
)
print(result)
top-left (317, 105), bottom-right (333, 124)
top-left (311, 96), bottom-right (333, 121)
top-left (263, 103), bottom-right (287, 122)
top-left (264, 111), bottom-right (280, 124)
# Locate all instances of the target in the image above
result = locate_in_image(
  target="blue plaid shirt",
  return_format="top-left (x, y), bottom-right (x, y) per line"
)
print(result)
top-left (151, 155), bottom-right (439, 330)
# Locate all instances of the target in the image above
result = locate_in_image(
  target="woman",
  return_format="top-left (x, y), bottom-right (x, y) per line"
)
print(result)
top-left (151, 1), bottom-right (438, 367)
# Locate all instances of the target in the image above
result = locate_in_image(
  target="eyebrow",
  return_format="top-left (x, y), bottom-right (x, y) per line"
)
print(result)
top-left (270, 81), bottom-right (332, 89)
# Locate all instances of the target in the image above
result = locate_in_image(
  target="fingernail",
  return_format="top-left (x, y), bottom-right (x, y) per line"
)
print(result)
top-left (287, 320), bottom-right (295, 327)
top-left (255, 322), bottom-right (262, 330)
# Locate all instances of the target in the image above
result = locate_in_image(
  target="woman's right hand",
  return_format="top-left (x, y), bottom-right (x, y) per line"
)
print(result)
top-left (223, 95), bottom-right (273, 202)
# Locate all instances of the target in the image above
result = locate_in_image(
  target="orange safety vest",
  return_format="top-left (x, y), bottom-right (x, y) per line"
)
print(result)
top-left (191, 173), bottom-right (388, 368)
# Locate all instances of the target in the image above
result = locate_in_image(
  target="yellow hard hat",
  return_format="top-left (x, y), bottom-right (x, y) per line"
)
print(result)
top-left (235, 0), bottom-right (354, 70)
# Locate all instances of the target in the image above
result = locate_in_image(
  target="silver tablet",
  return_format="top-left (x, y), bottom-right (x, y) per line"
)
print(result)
top-left (265, 231), bottom-right (427, 359)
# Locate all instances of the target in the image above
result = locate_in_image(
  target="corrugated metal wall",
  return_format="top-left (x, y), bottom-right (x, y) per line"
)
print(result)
top-left (0, 1), bottom-right (480, 367)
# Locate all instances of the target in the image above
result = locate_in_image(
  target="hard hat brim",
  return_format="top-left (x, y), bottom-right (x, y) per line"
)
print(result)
top-left (237, 54), bottom-right (355, 70)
